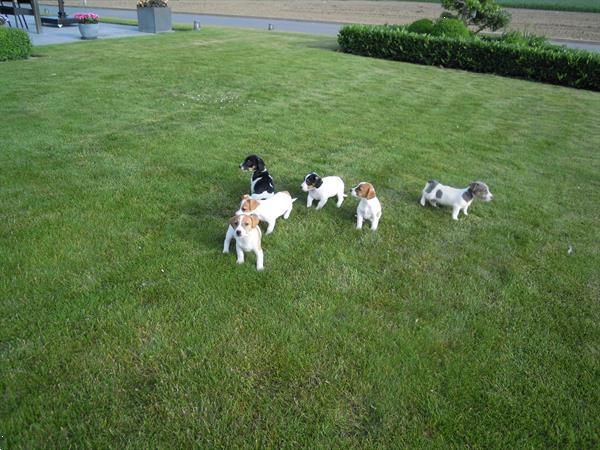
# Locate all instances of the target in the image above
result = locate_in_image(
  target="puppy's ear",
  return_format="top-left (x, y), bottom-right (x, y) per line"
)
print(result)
top-left (250, 214), bottom-right (260, 228)
top-left (242, 194), bottom-right (250, 199)
top-left (256, 158), bottom-right (265, 172)
top-left (228, 216), bottom-right (238, 227)
top-left (249, 199), bottom-right (260, 210)
top-left (367, 184), bottom-right (376, 200)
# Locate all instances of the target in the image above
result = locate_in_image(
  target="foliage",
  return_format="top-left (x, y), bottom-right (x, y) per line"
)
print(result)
top-left (431, 17), bottom-right (471, 38)
top-left (498, 30), bottom-right (551, 48)
top-left (137, 0), bottom-right (168, 7)
top-left (73, 12), bottom-right (99, 24)
top-left (338, 24), bottom-right (600, 91)
top-left (0, 14), bottom-right (9, 26)
top-left (407, 18), bottom-right (435, 34)
top-left (0, 27), bottom-right (31, 61)
top-left (441, 0), bottom-right (511, 33)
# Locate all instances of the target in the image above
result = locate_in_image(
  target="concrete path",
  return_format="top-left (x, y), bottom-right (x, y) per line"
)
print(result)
top-left (32, 4), bottom-right (600, 52)
top-left (23, 16), bottom-right (151, 45)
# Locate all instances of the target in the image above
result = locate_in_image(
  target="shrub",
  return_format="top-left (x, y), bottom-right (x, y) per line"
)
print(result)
top-left (0, 27), bottom-right (32, 62)
top-left (431, 18), bottom-right (471, 38)
top-left (441, 0), bottom-right (511, 33)
top-left (499, 30), bottom-right (551, 48)
top-left (407, 19), bottom-right (435, 35)
top-left (337, 24), bottom-right (600, 91)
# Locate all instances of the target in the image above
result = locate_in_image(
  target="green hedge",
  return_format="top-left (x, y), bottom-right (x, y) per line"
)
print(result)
top-left (0, 27), bottom-right (32, 61)
top-left (338, 24), bottom-right (600, 91)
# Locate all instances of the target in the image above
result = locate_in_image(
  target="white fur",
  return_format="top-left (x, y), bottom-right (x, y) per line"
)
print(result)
top-left (301, 176), bottom-right (346, 209)
top-left (227, 217), bottom-right (264, 271)
top-left (236, 192), bottom-right (296, 234)
top-left (223, 225), bottom-right (236, 254)
top-left (351, 187), bottom-right (382, 230)
top-left (419, 181), bottom-right (493, 220)
top-left (250, 177), bottom-right (274, 201)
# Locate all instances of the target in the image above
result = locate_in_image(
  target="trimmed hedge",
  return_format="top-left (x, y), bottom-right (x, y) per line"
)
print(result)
top-left (407, 19), bottom-right (434, 35)
top-left (0, 27), bottom-right (32, 61)
top-left (338, 24), bottom-right (600, 91)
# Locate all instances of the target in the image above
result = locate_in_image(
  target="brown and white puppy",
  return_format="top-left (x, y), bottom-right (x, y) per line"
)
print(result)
top-left (420, 180), bottom-right (493, 220)
top-left (350, 182), bottom-right (382, 230)
top-left (236, 192), bottom-right (296, 234)
top-left (225, 214), bottom-right (264, 270)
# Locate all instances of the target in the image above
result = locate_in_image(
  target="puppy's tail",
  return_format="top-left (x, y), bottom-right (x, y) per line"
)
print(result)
top-left (343, 194), bottom-right (348, 198)
top-left (291, 198), bottom-right (298, 203)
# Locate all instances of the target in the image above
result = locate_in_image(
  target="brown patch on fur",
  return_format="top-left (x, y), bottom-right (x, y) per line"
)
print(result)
top-left (366, 183), bottom-right (376, 200)
top-left (249, 214), bottom-right (260, 228)
top-left (229, 216), bottom-right (239, 228)
top-left (356, 182), bottom-right (376, 199)
top-left (242, 194), bottom-right (250, 200)
top-left (240, 198), bottom-right (260, 212)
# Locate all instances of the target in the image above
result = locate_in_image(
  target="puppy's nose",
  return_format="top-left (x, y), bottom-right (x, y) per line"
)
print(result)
top-left (236, 230), bottom-right (242, 236)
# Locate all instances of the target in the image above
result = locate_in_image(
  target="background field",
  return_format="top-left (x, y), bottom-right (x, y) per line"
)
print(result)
top-left (391, 0), bottom-right (600, 13)
top-left (61, 0), bottom-right (600, 41)
top-left (1, 28), bottom-right (599, 447)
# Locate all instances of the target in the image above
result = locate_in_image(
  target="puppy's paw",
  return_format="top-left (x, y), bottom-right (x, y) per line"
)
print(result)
top-left (257, 266), bottom-right (264, 271)
top-left (236, 260), bottom-right (244, 265)
top-left (223, 249), bottom-right (229, 254)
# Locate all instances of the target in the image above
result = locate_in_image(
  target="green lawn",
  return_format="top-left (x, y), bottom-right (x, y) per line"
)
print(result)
top-left (387, 0), bottom-right (600, 13)
top-left (1, 28), bottom-right (599, 448)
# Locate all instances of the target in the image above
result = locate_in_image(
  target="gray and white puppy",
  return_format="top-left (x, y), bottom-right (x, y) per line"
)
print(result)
top-left (420, 180), bottom-right (493, 220)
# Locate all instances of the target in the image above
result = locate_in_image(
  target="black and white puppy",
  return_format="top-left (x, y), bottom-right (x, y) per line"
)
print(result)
top-left (239, 154), bottom-right (275, 200)
top-left (301, 172), bottom-right (346, 209)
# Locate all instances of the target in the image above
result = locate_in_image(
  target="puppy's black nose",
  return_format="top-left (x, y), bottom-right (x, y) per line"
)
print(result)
top-left (236, 230), bottom-right (242, 236)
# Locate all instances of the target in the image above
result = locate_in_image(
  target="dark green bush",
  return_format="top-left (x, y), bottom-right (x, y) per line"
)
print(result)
top-left (407, 18), bottom-right (435, 35)
top-left (431, 18), bottom-right (471, 39)
top-left (337, 24), bottom-right (600, 91)
top-left (0, 27), bottom-right (32, 61)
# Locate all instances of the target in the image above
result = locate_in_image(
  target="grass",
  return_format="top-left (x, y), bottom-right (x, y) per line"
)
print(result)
top-left (388, 0), bottom-right (600, 13)
top-left (1, 27), bottom-right (599, 448)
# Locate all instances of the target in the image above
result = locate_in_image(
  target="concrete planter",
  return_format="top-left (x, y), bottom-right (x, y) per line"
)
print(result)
top-left (78, 23), bottom-right (99, 39)
top-left (137, 7), bottom-right (171, 33)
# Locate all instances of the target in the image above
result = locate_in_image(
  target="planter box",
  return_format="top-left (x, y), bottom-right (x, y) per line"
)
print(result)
top-left (137, 7), bottom-right (171, 33)
top-left (78, 23), bottom-right (99, 39)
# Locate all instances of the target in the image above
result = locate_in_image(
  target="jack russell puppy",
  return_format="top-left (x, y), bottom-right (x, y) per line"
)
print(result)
top-left (350, 182), bottom-right (382, 230)
top-left (236, 192), bottom-right (296, 234)
top-left (301, 172), bottom-right (346, 209)
top-left (225, 214), bottom-right (264, 271)
top-left (420, 180), bottom-right (493, 220)
top-left (239, 154), bottom-right (275, 200)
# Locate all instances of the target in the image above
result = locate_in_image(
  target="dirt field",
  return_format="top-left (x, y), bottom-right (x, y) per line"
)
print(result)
top-left (65, 0), bottom-right (600, 42)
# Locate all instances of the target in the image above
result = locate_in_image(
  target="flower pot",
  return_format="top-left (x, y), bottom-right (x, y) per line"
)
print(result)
top-left (137, 7), bottom-right (171, 33)
top-left (78, 23), bottom-right (99, 39)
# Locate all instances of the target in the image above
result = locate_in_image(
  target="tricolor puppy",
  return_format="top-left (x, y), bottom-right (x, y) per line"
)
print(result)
top-left (236, 192), bottom-right (296, 234)
top-left (225, 214), bottom-right (264, 271)
top-left (301, 172), bottom-right (346, 209)
top-left (350, 182), bottom-right (382, 230)
top-left (239, 154), bottom-right (275, 200)
top-left (420, 180), bottom-right (493, 220)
